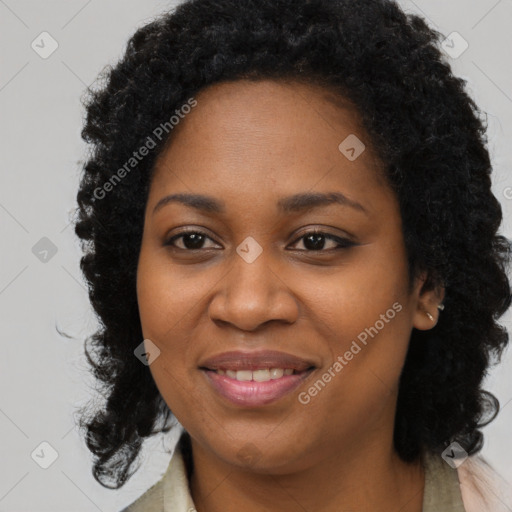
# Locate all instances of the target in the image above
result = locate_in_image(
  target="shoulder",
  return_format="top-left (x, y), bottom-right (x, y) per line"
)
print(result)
top-left (119, 431), bottom-right (193, 512)
top-left (457, 453), bottom-right (512, 512)
top-left (119, 468), bottom-right (166, 512)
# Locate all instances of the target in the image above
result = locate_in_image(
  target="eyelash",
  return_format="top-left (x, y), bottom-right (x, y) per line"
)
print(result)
top-left (164, 228), bottom-right (356, 253)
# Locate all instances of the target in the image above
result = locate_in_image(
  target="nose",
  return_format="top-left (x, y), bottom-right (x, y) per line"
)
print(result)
top-left (208, 248), bottom-right (299, 332)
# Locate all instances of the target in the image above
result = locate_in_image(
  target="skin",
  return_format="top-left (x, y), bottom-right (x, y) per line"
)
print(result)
top-left (136, 79), bottom-right (445, 512)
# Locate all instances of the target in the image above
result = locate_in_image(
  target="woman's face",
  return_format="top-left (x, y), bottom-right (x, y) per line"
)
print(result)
top-left (136, 79), bottom-right (439, 473)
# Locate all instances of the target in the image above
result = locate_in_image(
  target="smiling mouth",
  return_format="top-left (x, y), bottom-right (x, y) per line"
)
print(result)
top-left (200, 366), bottom-right (316, 407)
top-left (199, 366), bottom-right (315, 381)
top-left (198, 349), bottom-right (318, 406)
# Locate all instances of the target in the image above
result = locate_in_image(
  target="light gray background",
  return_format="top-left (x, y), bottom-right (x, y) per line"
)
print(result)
top-left (1, 1), bottom-right (511, 510)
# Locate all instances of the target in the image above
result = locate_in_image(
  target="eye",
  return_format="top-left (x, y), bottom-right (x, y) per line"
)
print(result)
top-left (164, 229), bottom-right (219, 251)
top-left (289, 229), bottom-right (356, 252)
top-left (164, 228), bottom-right (356, 252)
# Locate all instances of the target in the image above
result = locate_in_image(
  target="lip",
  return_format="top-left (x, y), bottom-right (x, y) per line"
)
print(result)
top-left (198, 349), bottom-right (317, 407)
top-left (201, 367), bottom-right (315, 407)
top-left (198, 349), bottom-right (316, 372)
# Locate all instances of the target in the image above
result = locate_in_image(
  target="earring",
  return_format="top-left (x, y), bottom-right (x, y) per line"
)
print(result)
top-left (437, 303), bottom-right (445, 311)
top-left (425, 311), bottom-right (434, 322)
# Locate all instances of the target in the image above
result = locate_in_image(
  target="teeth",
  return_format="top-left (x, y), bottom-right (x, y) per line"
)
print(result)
top-left (269, 368), bottom-right (283, 379)
top-left (216, 368), bottom-right (296, 381)
top-left (236, 370), bottom-right (253, 381)
top-left (253, 369), bottom-right (270, 381)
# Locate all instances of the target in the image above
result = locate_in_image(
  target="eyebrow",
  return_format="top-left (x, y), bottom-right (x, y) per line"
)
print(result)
top-left (152, 191), bottom-right (369, 216)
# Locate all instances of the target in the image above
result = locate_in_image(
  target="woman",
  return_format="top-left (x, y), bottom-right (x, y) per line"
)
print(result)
top-left (73, 0), bottom-right (512, 510)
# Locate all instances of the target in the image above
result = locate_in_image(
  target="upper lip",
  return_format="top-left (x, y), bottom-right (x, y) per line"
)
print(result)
top-left (199, 350), bottom-right (317, 372)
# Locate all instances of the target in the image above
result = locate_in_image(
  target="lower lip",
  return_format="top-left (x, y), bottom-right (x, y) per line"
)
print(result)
top-left (201, 369), bottom-right (314, 407)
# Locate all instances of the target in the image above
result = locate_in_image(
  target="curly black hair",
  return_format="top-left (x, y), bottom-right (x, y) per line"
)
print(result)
top-left (73, 0), bottom-right (512, 489)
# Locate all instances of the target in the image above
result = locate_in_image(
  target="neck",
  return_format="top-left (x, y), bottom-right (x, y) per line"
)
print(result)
top-left (188, 436), bottom-right (425, 512)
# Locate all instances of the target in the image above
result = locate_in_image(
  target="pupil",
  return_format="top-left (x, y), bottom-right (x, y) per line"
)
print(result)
top-left (184, 233), bottom-right (204, 249)
top-left (305, 234), bottom-right (325, 250)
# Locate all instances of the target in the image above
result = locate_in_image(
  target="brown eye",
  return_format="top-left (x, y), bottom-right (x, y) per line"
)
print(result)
top-left (164, 230), bottom-right (218, 250)
top-left (164, 229), bottom-right (357, 253)
top-left (289, 230), bottom-right (356, 252)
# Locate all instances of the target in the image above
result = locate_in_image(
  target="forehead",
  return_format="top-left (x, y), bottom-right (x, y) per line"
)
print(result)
top-left (149, 79), bottom-right (389, 213)
top-left (165, 79), bottom-right (368, 149)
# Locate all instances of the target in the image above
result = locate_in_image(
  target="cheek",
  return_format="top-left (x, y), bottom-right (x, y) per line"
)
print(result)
top-left (305, 252), bottom-right (408, 347)
top-left (136, 252), bottom-right (203, 341)
top-left (298, 317), bottom-right (410, 448)
top-left (136, 259), bottom-right (188, 398)
top-left (136, 253), bottom-right (211, 400)
top-left (304, 263), bottom-right (411, 414)
top-left (136, 269), bottom-right (200, 425)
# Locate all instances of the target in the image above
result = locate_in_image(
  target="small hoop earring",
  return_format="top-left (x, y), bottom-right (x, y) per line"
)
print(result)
top-left (437, 303), bottom-right (445, 311)
top-left (426, 311), bottom-right (434, 322)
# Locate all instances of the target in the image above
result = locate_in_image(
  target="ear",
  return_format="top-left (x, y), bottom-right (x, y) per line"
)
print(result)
top-left (412, 271), bottom-right (445, 331)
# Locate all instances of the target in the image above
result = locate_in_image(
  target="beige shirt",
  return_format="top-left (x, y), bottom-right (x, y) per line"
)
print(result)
top-left (120, 436), bottom-right (496, 512)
